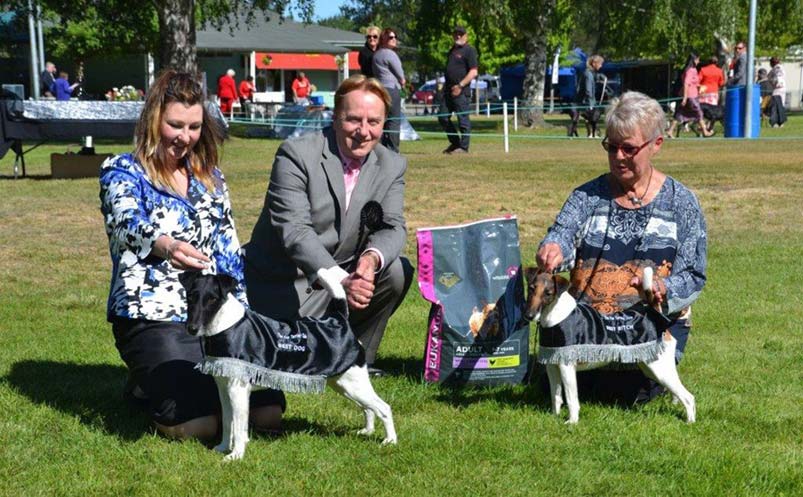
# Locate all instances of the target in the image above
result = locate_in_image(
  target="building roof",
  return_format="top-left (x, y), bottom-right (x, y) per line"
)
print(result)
top-left (197, 13), bottom-right (365, 54)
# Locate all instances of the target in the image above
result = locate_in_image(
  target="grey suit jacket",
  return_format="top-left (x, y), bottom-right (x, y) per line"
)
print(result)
top-left (243, 127), bottom-right (407, 316)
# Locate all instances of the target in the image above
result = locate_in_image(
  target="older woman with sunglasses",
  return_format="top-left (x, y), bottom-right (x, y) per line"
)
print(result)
top-left (536, 91), bottom-right (707, 404)
top-left (359, 26), bottom-right (380, 78)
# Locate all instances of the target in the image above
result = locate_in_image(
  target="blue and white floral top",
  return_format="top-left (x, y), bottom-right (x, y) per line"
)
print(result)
top-left (540, 174), bottom-right (707, 317)
top-left (99, 153), bottom-right (247, 322)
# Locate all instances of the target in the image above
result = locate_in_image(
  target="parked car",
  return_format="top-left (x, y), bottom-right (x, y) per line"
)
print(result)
top-left (411, 78), bottom-right (443, 105)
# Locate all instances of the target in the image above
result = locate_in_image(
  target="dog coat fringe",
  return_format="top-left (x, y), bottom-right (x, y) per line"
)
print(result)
top-left (196, 358), bottom-right (326, 393)
top-left (537, 303), bottom-right (670, 365)
top-left (199, 300), bottom-right (362, 390)
top-left (538, 340), bottom-right (666, 365)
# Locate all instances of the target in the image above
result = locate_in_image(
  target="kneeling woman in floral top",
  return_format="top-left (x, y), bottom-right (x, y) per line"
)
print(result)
top-left (100, 70), bottom-right (285, 440)
top-left (537, 91), bottom-right (707, 403)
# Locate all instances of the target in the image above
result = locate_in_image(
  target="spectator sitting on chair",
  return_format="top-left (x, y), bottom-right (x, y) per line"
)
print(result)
top-left (217, 69), bottom-right (238, 115)
top-left (53, 71), bottom-right (79, 101)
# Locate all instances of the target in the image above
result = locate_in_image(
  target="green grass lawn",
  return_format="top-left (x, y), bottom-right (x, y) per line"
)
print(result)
top-left (1, 115), bottom-right (802, 496)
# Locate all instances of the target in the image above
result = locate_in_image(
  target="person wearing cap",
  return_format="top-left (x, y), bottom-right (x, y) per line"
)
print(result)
top-left (439, 25), bottom-right (478, 154)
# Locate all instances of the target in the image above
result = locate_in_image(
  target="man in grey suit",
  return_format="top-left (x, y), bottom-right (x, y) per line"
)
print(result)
top-left (243, 75), bottom-right (413, 375)
top-left (728, 41), bottom-right (747, 86)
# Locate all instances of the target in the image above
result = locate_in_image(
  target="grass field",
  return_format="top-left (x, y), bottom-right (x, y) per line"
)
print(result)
top-left (1, 114), bottom-right (802, 496)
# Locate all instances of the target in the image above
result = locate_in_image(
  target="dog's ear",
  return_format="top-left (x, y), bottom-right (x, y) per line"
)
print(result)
top-left (179, 270), bottom-right (200, 291)
top-left (523, 266), bottom-right (539, 285)
top-left (216, 273), bottom-right (238, 297)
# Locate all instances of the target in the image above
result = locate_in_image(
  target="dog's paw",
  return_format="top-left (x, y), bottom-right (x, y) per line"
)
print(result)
top-left (357, 427), bottom-right (375, 436)
top-left (381, 435), bottom-right (397, 446)
top-left (317, 266), bottom-right (348, 300)
top-left (223, 449), bottom-right (245, 462)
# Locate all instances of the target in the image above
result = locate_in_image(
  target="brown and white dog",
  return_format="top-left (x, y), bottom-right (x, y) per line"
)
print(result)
top-left (181, 268), bottom-right (396, 461)
top-left (524, 267), bottom-right (696, 424)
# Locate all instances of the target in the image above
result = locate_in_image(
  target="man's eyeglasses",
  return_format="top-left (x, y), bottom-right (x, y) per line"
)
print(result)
top-left (366, 34), bottom-right (378, 40)
top-left (601, 137), bottom-right (654, 158)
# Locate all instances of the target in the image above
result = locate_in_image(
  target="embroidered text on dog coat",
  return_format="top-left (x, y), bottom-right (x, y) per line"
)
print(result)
top-left (197, 300), bottom-right (362, 393)
top-left (538, 304), bottom-right (670, 365)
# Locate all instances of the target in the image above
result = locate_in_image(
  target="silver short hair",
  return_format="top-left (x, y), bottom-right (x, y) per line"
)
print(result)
top-left (604, 91), bottom-right (666, 141)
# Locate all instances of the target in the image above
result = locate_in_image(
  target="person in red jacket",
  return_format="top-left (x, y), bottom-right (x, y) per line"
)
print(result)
top-left (239, 75), bottom-right (255, 107)
top-left (217, 69), bottom-right (238, 114)
top-left (697, 57), bottom-right (724, 106)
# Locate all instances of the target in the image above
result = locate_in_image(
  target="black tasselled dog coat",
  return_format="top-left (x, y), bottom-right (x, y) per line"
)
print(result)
top-left (197, 299), bottom-right (362, 393)
top-left (537, 303), bottom-right (671, 365)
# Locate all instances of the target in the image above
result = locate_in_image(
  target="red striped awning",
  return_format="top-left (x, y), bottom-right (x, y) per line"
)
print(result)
top-left (256, 52), bottom-right (360, 71)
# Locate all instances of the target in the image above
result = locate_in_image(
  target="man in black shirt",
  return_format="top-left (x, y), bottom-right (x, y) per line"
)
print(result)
top-left (358, 26), bottom-right (380, 78)
top-left (439, 25), bottom-right (478, 154)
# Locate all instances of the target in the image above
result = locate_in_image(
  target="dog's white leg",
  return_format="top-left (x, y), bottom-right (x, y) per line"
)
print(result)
top-left (559, 363), bottom-right (581, 424)
top-left (223, 378), bottom-right (252, 461)
top-left (359, 409), bottom-right (376, 436)
top-left (214, 376), bottom-right (234, 454)
top-left (639, 335), bottom-right (696, 423)
top-left (545, 364), bottom-right (564, 416)
top-left (329, 365), bottom-right (397, 445)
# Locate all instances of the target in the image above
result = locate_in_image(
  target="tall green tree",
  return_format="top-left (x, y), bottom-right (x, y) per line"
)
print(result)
top-left (9, 0), bottom-right (315, 74)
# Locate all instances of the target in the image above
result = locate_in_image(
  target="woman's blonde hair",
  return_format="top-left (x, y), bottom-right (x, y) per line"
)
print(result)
top-left (605, 91), bottom-right (666, 142)
top-left (134, 70), bottom-right (224, 193)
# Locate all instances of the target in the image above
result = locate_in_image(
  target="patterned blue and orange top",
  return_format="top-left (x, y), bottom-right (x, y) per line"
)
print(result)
top-left (540, 174), bottom-right (707, 317)
top-left (99, 153), bottom-right (247, 322)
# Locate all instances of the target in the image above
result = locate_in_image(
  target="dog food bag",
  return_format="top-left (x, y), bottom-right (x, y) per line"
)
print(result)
top-left (417, 216), bottom-right (528, 386)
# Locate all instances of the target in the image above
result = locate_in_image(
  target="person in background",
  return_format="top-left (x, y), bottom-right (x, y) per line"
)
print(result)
top-left (243, 75), bottom-right (413, 377)
top-left (291, 71), bottom-right (312, 105)
top-left (667, 53), bottom-right (714, 138)
top-left (359, 26), bottom-right (381, 78)
top-left (767, 56), bottom-right (787, 128)
top-left (99, 70), bottom-right (285, 441)
top-left (217, 69), bottom-right (238, 115)
top-left (728, 41), bottom-right (747, 86)
top-left (568, 54), bottom-right (605, 138)
top-left (439, 25), bottom-right (478, 154)
top-left (757, 68), bottom-right (773, 122)
top-left (537, 91), bottom-right (707, 405)
top-left (52, 71), bottom-right (79, 101)
top-left (239, 75), bottom-right (255, 108)
top-left (40, 62), bottom-right (56, 98)
top-left (372, 27), bottom-right (406, 153)
top-left (697, 57), bottom-right (724, 106)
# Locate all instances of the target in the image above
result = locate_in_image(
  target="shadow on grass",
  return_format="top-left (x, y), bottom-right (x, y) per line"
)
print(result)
top-left (0, 173), bottom-right (53, 180)
top-left (4, 359), bottom-right (150, 440)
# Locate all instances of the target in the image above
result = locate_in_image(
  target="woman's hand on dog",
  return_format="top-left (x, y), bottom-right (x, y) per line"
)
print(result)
top-left (537, 243), bottom-right (563, 273)
top-left (630, 275), bottom-right (666, 308)
top-left (155, 235), bottom-right (210, 270)
top-left (343, 254), bottom-right (378, 310)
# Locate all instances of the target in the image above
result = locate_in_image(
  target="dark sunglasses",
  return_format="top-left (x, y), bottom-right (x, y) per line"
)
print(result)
top-left (387, 35), bottom-right (397, 40)
top-left (601, 137), bottom-right (653, 158)
top-left (366, 34), bottom-right (378, 39)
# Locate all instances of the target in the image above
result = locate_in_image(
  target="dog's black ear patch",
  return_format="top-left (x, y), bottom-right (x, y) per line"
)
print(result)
top-left (216, 273), bottom-right (238, 297)
top-left (179, 270), bottom-right (200, 290)
top-left (523, 266), bottom-right (539, 284)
